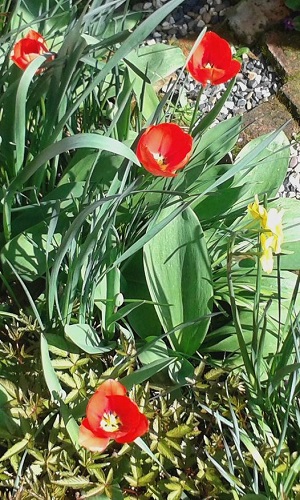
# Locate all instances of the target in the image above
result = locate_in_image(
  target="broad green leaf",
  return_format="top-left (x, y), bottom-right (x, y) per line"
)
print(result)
top-left (1, 222), bottom-right (61, 281)
top-left (10, 0), bottom-right (72, 30)
top-left (0, 410), bottom-right (21, 439)
top-left (203, 270), bottom-right (300, 357)
top-left (269, 197), bottom-right (300, 270)
top-left (64, 324), bottom-right (116, 354)
top-left (193, 185), bottom-right (243, 222)
top-left (168, 358), bottom-right (194, 384)
top-left (176, 116), bottom-right (242, 194)
top-left (14, 55), bottom-right (50, 174)
top-left (125, 43), bottom-right (185, 84)
top-left (231, 131), bottom-right (289, 204)
top-left (285, 0), bottom-right (300, 10)
top-left (138, 337), bottom-right (169, 366)
top-left (143, 199), bottom-right (213, 355)
top-left (59, 149), bottom-right (123, 187)
top-left (122, 250), bottom-right (162, 339)
top-left (127, 63), bottom-right (159, 120)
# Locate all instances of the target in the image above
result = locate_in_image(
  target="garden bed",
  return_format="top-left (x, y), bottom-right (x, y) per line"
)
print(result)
top-left (0, 1), bottom-right (300, 499)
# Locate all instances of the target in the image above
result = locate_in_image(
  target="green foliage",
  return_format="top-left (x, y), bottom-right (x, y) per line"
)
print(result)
top-left (0, 0), bottom-right (300, 498)
top-left (285, 0), bottom-right (300, 11)
top-left (143, 198), bottom-right (213, 355)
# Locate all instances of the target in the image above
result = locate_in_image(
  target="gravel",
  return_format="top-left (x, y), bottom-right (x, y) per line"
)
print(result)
top-left (133, 0), bottom-right (300, 199)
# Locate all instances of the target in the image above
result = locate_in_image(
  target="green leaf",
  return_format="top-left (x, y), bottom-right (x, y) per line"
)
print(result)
top-left (127, 62), bottom-right (159, 120)
top-left (4, 134), bottom-right (139, 239)
top-left (52, 476), bottom-right (92, 487)
top-left (122, 250), bottom-right (162, 339)
top-left (269, 197), bottom-right (300, 270)
top-left (135, 471), bottom-right (158, 487)
top-left (52, 0), bottom-right (185, 140)
top-left (176, 115), bottom-right (242, 194)
top-left (1, 221), bottom-right (61, 281)
top-left (231, 131), bottom-right (289, 204)
top-left (125, 43), bottom-right (185, 84)
top-left (14, 55), bottom-right (49, 174)
top-left (167, 489), bottom-right (183, 500)
top-left (0, 437), bottom-right (29, 462)
top-left (168, 358), bottom-right (194, 384)
top-left (64, 324), bottom-right (116, 354)
top-left (166, 424), bottom-right (192, 439)
top-left (285, 0), bottom-right (300, 10)
top-left (143, 199), bottom-right (213, 355)
top-left (138, 337), bottom-right (169, 365)
top-left (241, 496), bottom-right (268, 500)
top-left (134, 437), bottom-right (165, 471)
top-left (192, 77), bottom-right (236, 137)
top-left (121, 358), bottom-right (173, 389)
top-left (157, 440), bottom-right (175, 462)
top-left (40, 334), bottom-right (80, 451)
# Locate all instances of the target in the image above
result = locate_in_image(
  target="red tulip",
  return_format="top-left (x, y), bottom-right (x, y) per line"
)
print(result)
top-left (78, 379), bottom-right (149, 452)
top-left (187, 31), bottom-right (241, 86)
top-left (11, 30), bottom-right (54, 71)
top-left (136, 123), bottom-right (193, 177)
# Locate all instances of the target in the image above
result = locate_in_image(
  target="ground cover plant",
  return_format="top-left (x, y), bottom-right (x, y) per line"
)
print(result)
top-left (0, 0), bottom-right (300, 498)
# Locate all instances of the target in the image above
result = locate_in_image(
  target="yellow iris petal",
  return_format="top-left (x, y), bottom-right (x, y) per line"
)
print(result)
top-left (248, 196), bottom-right (284, 273)
top-left (248, 195), bottom-right (267, 225)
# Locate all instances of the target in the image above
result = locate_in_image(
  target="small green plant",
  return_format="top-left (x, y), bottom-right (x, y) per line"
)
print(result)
top-left (285, 0), bottom-right (300, 30)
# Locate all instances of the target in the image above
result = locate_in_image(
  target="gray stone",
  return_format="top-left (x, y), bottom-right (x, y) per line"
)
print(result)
top-left (226, 0), bottom-right (289, 45)
top-left (202, 11), bottom-right (211, 24)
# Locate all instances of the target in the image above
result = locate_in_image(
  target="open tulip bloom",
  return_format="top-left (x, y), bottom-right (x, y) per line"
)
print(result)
top-left (78, 379), bottom-right (149, 452)
top-left (136, 123), bottom-right (193, 177)
top-left (187, 31), bottom-right (241, 87)
top-left (11, 30), bottom-right (54, 71)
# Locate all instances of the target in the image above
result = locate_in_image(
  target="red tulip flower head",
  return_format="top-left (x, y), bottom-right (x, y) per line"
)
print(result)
top-left (136, 123), bottom-right (193, 177)
top-left (11, 30), bottom-right (54, 71)
top-left (78, 379), bottom-right (149, 452)
top-left (187, 31), bottom-right (241, 87)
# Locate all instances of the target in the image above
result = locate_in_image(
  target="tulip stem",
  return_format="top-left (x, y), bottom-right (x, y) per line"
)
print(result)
top-left (188, 86), bottom-right (204, 134)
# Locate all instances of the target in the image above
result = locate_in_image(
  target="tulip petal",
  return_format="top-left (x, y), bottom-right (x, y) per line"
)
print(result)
top-left (201, 32), bottom-right (233, 69)
top-left (187, 31), bottom-right (241, 86)
top-left (10, 30), bottom-right (52, 71)
top-left (136, 123), bottom-right (193, 177)
top-left (115, 413), bottom-right (149, 443)
top-left (86, 379), bottom-right (127, 432)
top-left (78, 418), bottom-right (110, 452)
top-left (212, 59), bottom-right (241, 85)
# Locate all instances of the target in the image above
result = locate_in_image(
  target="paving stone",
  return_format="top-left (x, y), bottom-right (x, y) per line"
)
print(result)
top-left (264, 31), bottom-right (300, 122)
top-left (226, 0), bottom-right (289, 45)
top-left (279, 80), bottom-right (300, 123)
top-left (265, 31), bottom-right (300, 78)
top-left (239, 96), bottom-right (300, 147)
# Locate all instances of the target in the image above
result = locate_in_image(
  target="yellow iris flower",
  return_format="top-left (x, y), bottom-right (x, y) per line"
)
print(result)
top-left (248, 196), bottom-right (284, 274)
top-left (248, 195), bottom-right (268, 225)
